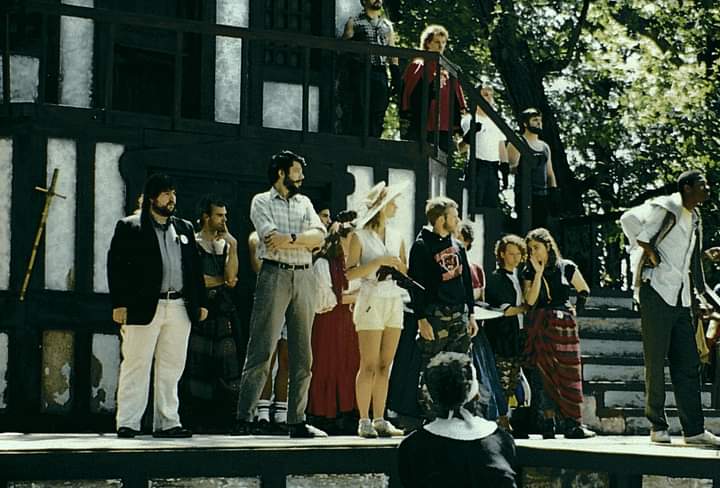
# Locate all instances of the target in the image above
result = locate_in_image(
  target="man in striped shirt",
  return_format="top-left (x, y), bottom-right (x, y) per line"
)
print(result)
top-left (233, 150), bottom-right (327, 438)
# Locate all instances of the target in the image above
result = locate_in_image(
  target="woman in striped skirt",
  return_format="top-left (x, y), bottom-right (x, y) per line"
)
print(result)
top-left (522, 228), bottom-right (595, 439)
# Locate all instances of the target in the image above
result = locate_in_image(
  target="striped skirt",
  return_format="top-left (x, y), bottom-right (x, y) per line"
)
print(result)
top-left (524, 308), bottom-right (584, 421)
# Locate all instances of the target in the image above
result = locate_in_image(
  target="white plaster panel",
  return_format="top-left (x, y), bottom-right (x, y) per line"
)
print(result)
top-left (288, 474), bottom-right (388, 488)
top-left (93, 143), bottom-right (126, 293)
top-left (150, 479), bottom-right (260, 488)
top-left (428, 157), bottom-right (447, 199)
top-left (0, 138), bottom-right (12, 290)
top-left (346, 165), bottom-right (374, 212)
top-left (214, 0), bottom-right (249, 124)
top-left (45, 139), bottom-right (77, 291)
top-left (0, 333), bottom-right (8, 409)
top-left (0, 55), bottom-right (39, 103)
top-left (262, 82), bottom-right (319, 132)
top-left (462, 187), bottom-right (469, 219)
top-left (335, 0), bottom-right (363, 37)
top-left (60, 0), bottom-right (94, 108)
top-left (388, 169), bottom-right (416, 257)
top-left (467, 214), bottom-right (484, 270)
top-left (215, 38), bottom-right (243, 123)
top-left (91, 333), bottom-right (120, 412)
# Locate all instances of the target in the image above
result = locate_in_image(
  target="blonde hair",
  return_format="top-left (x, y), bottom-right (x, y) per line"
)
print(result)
top-left (420, 25), bottom-right (449, 50)
top-left (425, 196), bottom-right (457, 225)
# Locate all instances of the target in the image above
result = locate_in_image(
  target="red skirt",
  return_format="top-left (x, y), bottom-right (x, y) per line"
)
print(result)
top-left (307, 303), bottom-right (359, 418)
top-left (524, 308), bottom-right (584, 421)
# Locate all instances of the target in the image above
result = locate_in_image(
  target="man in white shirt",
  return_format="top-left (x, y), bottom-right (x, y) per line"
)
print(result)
top-left (621, 170), bottom-right (720, 446)
top-left (461, 83), bottom-right (508, 208)
top-left (232, 150), bottom-right (327, 438)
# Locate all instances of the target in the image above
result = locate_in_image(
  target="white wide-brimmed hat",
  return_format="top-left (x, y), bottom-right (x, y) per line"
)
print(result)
top-left (355, 181), bottom-right (411, 229)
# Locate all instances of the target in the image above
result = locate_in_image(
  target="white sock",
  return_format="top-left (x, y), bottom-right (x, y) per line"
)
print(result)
top-left (256, 399), bottom-right (271, 422)
top-left (273, 401), bottom-right (287, 424)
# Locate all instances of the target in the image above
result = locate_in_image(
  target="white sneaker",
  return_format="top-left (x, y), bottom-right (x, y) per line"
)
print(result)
top-left (358, 419), bottom-right (378, 438)
top-left (650, 430), bottom-right (671, 443)
top-left (684, 430), bottom-right (720, 447)
top-left (373, 418), bottom-right (404, 437)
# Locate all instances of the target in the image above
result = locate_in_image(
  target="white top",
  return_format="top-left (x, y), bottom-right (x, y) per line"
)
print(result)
top-left (461, 114), bottom-right (506, 162)
top-left (621, 193), bottom-right (698, 307)
top-left (355, 227), bottom-right (404, 297)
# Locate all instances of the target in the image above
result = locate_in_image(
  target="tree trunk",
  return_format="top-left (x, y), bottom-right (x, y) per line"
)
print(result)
top-left (486, 2), bottom-right (583, 216)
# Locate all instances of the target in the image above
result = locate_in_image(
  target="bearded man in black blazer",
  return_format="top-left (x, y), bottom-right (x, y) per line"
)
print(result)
top-left (108, 174), bottom-right (208, 438)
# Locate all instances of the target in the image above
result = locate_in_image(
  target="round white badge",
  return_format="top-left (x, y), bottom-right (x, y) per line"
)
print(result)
top-left (180, 234), bottom-right (189, 245)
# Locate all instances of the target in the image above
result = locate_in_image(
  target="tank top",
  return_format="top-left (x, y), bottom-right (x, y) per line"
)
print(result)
top-left (527, 139), bottom-right (550, 196)
top-left (355, 227), bottom-right (404, 297)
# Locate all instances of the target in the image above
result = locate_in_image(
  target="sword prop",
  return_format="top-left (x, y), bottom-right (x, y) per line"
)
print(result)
top-left (19, 168), bottom-right (67, 301)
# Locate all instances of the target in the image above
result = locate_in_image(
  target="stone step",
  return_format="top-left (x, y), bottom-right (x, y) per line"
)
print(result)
top-left (578, 315), bottom-right (641, 337)
top-left (580, 337), bottom-right (643, 358)
top-left (599, 408), bottom-right (720, 435)
top-left (586, 381), bottom-right (714, 409)
top-left (581, 356), bottom-right (663, 382)
top-left (584, 294), bottom-right (635, 311)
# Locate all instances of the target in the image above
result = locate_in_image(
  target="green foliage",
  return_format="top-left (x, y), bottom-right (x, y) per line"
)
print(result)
top-left (391, 0), bottom-right (720, 214)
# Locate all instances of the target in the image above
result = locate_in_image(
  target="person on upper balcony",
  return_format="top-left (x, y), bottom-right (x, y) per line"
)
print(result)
top-left (401, 25), bottom-right (467, 153)
top-left (342, 0), bottom-right (400, 138)
top-left (460, 83), bottom-right (509, 209)
top-left (507, 108), bottom-right (557, 228)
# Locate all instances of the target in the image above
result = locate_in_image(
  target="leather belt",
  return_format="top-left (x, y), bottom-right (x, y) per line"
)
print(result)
top-left (159, 291), bottom-right (183, 300)
top-left (263, 259), bottom-right (310, 270)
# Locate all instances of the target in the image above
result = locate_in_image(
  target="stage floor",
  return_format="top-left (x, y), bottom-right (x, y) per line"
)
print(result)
top-left (1, 433), bottom-right (719, 487)
top-left (0, 432), bottom-right (718, 454)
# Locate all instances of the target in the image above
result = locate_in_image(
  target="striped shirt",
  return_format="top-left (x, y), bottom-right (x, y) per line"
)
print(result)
top-left (350, 13), bottom-right (393, 66)
top-left (251, 187), bottom-right (326, 265)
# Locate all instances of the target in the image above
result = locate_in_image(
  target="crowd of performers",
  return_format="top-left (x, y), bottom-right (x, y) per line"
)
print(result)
top-left (107, 147), bottom-right (720, 487)
top-left (107, 148), bottom-right (598, 444)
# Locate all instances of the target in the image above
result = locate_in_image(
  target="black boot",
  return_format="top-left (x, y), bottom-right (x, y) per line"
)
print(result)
top-left (542, 418), bottom-right (556, 439)
top-left (563, 419), bottom-right (596, 439)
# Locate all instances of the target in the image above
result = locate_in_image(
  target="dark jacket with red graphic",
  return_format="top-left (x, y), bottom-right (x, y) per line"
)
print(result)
top-left (408, 227), bottom-right (475, 320)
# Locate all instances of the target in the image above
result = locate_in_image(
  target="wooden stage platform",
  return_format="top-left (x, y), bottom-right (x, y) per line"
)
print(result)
top-left (1, 433), bottom-right (720, 487)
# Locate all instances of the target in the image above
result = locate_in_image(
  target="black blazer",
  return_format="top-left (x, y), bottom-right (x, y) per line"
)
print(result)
top-left (107, 211), bottom-right (207, 326)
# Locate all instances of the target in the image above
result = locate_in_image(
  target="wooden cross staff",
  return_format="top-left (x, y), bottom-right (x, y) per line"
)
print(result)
top-left (19, 168), bottom-right (67, 301)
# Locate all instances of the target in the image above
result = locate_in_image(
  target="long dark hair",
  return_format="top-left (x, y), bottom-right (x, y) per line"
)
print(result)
top-left (525, 227), bottom-right (562, 269)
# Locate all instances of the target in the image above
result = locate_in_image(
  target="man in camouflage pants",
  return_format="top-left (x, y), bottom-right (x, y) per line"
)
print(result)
top-left (408, 197), bottom-right (478, 419)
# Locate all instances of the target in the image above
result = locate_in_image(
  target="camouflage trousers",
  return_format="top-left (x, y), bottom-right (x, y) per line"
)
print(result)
top-left (417, 304), bottom-right (471, 418)
top-left (495, 356), bottom-right (523, 401)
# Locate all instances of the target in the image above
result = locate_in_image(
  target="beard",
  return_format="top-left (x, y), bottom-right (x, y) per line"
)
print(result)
top-left (152, 201), bottom-right (176, 217)
top-left (284, 176), bottom-right (302, 197)
top-left (527, 126), bottom-right (542, 135)
top-left (367, 0), bottom-right (382, 10)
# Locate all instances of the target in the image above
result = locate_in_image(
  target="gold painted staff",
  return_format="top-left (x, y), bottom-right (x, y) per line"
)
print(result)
top-left (19, 168), bottom-right (67, 301)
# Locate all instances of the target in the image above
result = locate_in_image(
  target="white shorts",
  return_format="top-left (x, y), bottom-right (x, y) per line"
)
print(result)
top-left (354, 293), bottom-right (404, 331)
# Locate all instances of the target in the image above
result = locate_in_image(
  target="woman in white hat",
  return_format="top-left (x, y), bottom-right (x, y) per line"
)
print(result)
top-left (347, 181), bottom-right (409, 438)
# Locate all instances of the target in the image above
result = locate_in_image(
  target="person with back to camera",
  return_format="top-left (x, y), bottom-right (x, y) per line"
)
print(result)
top-left (398, 351), bottom-right (518, 488)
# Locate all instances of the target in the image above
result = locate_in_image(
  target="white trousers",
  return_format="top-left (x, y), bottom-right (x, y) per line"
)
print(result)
top-left (116, 299), bottom-right (191, 431)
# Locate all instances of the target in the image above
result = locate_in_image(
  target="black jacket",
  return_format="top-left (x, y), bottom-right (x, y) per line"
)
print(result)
top-left (484, 268), bottom-right (523, 358)
top-left (408, 228), bottom-right (475, 320)
top-left (107, 211), bottom-right (207, 326)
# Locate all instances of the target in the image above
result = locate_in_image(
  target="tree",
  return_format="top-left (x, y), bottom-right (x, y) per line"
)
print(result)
top-left (387, 0), bottom-right (719, 218)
